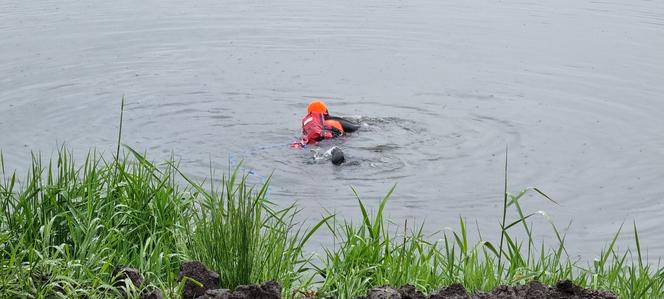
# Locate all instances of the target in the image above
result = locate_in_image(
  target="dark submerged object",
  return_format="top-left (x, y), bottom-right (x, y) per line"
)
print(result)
top-left (325, 115), bottom-right (361, 133)
top-left (330, 147), bottom-right (345, 165)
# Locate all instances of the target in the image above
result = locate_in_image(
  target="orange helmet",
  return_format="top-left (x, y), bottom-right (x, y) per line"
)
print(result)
top-left (307, 100), bottom-right (328, 115)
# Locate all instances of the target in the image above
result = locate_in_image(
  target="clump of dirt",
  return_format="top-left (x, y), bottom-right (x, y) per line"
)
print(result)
top-left (398, 284), bottom-right (427, 299)
top-left (429, 283), bottom-right (470, 299)
top-left (475, 280), bottom-right (617, 299)
top-left (361, 285), bottom-right (427, 299)
top-left (112, 266), bottom-right (163, 299)
top-left (196, 280), bottom-right (281, 299)
top-left (112, 266), bottom-right (144, 290)
top-left (363, 286), bottom-right (400, 299)
top-left (140, 287), bottom-right (164, 299)
top-left (359, 281), bottom-right (617, 299)
top-left (178, 261), bottom-right (220, 299)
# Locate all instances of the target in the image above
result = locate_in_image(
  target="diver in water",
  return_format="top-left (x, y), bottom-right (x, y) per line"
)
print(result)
top-left (301, 100), bottom-right (343, 144)
top-left (296, 100), bottom-right (360, 144)
top-left (291, 100), bottom-right (360, 165)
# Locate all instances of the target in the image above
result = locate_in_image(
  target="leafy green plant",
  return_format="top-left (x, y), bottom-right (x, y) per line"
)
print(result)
top-left (1, 146), bottom-right (662, 298)
top-left (177, 163), bottom-right (330, 292)
top-left (310, 152), bottom-right (664, 298)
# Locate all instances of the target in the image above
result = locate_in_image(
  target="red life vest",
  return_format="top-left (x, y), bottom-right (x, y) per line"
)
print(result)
top-left (301, 112), bottom-right (337, 144)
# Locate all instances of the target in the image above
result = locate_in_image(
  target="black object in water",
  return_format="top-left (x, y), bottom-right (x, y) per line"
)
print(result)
top-left (325, 116), bottom-right (361, 133)
top-left (330, 147), bottom-right (345, 165)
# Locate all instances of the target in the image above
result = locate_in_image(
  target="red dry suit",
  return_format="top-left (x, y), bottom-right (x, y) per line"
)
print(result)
top-left (300, 112), bottom-right (344, 144)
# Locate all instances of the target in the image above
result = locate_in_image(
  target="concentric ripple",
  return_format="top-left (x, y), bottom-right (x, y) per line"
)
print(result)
top-left (1, 0), bottom-right (663, 262)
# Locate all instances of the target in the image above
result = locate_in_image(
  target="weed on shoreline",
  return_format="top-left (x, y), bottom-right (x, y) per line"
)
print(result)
top-left (1, 148), bottom-right (662, 298)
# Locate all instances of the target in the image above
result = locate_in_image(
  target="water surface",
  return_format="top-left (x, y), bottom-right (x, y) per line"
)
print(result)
top-left (1, 0), bottom-right (663, 261)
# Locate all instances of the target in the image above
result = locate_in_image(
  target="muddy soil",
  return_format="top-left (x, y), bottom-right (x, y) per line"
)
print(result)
top-left (105, 261), bottom-right (617, 299)
top-left (197, 280), bottom-right (281, 299)
top-left (363, 280), bottom-right (617, 299)
top-left (178, 261), bottom-right (221, 299)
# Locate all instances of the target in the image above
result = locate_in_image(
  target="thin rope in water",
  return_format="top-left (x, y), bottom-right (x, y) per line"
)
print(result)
top-left (227, 140), bottom-right (303, 200)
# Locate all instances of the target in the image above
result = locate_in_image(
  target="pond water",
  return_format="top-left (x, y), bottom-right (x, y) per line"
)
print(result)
top-left (1, 0), bottom-right (663, 262)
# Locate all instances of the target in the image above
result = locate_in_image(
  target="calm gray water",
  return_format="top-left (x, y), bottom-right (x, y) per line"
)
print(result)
top-left (1, 0), bottom-right (663, 262)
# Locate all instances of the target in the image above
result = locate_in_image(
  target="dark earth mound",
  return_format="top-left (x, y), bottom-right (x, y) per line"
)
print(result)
top-left (196, 280), bottom-right (281, 299)
top-left (178, 261), bottom-right (221, 299)
top-left (111, 266), bottom-right (163, 299)
top-left (112, 266), bottom-right (144, 289)
top-left (104, 261), bottom-right (617, 299)
top-left (362, 281), bottom-right (617, 299)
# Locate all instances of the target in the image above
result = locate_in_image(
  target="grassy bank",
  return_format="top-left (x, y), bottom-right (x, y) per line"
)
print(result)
top-left (1, 148), bottom-right (662, 298)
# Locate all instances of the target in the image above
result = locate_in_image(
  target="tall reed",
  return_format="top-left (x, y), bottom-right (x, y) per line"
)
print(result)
top-left (175, 163), bottom-right (330, 292)
top-left (312, 161), bottom-right (664, 299)
top-left (1, 147), bottom-right (662, 298)
top-left (0, 148), bottom-right (325, 298)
